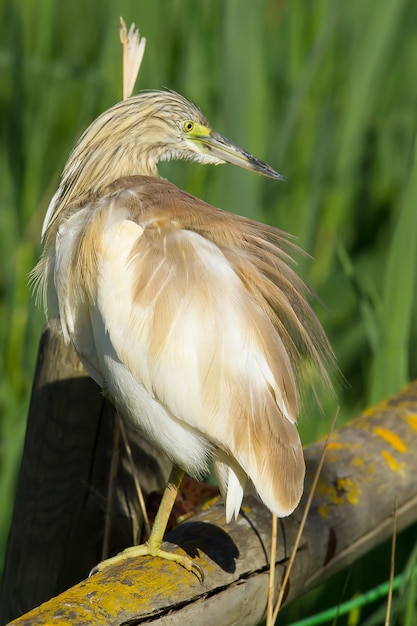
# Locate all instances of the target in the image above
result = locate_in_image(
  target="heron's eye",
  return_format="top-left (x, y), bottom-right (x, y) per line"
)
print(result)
top-left (183, 121), bottom-right (194, 133)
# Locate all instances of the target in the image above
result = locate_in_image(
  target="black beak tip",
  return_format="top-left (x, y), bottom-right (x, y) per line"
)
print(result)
top-left (246, 152), bottom-right (285, 182)
top-left (263, 167), bottom-right (286, 182)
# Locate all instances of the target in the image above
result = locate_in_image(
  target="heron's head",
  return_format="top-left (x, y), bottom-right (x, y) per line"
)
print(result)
top-left (124, 90), bottom-right (284, 180)
top-left (42, 90), bottom-right (283, 239)
top-left (68, 89), bottom-right (285, 181)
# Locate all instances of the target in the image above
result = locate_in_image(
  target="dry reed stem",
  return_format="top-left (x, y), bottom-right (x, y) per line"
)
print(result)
top-left (385, 497), bottom-right (398, 626)
top-left (102, 414), bottom-right (120, 560)
top-left (119, 417), bottom-right (151, 538)
top-left (101, 18), bottom-right (150, 555)
top-left (119, 17), bottom-right (146, 100)
top-left (271, 407), bottom-right (340, 624)
top-left (119, 16), bottom-right (150, 542)
top-left (266, 514), bottom-right (278, 625)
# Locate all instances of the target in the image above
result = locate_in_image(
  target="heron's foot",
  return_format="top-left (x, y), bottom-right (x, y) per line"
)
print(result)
top-left (90, 542), bottom-right (204, 581)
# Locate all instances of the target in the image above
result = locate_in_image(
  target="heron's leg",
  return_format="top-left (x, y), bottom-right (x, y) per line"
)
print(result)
top-left (147, 464), bottom-right (185, 551)
top-left (90, 465), bottom-right (203, 579)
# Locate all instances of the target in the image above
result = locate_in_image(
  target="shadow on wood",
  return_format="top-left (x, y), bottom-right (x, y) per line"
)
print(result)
top-left (2, 322), bottom-right (417, 625)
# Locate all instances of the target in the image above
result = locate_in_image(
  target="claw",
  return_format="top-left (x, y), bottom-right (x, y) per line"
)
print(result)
top-left (89, 542), bottom-right (204, 582)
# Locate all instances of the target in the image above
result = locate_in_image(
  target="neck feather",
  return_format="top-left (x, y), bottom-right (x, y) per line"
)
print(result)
top-left (44, 101), bottom-right (164, 239)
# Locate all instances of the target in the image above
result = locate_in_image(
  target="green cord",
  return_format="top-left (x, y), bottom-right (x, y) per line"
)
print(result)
top-left (288, 566), bottom-right (417, 626)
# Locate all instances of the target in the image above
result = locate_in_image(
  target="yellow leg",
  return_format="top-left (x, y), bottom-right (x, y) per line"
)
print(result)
top-left (90, 465), bottom-right (203, 580)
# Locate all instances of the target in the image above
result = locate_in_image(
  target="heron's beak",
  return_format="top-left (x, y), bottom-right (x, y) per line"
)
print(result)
top-left (190, 124), bottom-right (285, 181)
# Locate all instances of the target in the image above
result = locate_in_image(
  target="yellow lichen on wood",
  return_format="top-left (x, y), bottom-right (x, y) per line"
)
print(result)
top-left (350, 455), bottom-right (375, 478)
top-left (201, 496), bottom-right (221, 512)
top-left (315, 475), bottom-right (362, 513)
top-left (335, 477), bottom-right (361, 505)
top-left (319, 440), bottom-right (358, 465)
top-left (405, 414), bottom-right (417, 432)
top-left (8, 550), bottom-right (214, 625)
top-left (366, 462), bottom-right (375, 475)
top-left (381, 450), bottom-right (405, 475)
top-left (326, 441), bottom-right (343, 450)
top-left (373, 427), bottom-right (407, 453)
top-left (361, 395), bottom-right (395, 421)
top-left (318, 503), bottom-right (330, 518)
top-left (316, 480), bottom-right (344, 506)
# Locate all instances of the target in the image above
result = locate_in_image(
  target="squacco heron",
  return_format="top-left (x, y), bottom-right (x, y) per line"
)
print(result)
top-left (33, 90), bottom-right (333, 576)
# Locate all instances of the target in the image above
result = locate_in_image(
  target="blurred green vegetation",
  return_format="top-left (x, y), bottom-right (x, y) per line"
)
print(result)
top-left (1, 0), bottom-right (417, 623)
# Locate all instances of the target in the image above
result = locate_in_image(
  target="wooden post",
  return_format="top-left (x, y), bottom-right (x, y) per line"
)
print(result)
top-left (0, 321), bottom-right (171, 624)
